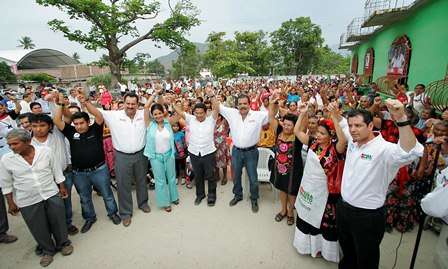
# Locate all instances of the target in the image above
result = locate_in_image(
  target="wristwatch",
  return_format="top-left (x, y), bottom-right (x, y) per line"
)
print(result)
top-left (56, 103), bottom-right (65, 107)
top-left (396, 120), bottom-right (411, 127)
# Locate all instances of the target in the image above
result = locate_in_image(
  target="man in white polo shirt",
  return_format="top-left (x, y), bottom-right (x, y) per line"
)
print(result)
top-left (175, 88), bottom-right (219, 206)
top-left (219, 94), bottom-right (269, 213)
top-left (331, 100), bottom-right (423, 269)
top-left (83, 91), bottom-right (150, 227)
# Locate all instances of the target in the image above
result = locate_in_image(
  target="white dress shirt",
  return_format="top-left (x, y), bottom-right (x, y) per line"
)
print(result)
top-left (339, 118), bottom-right (423, 209)
top-left (31, 127), bottom-right (69, 170)
top-left (185, 113), bottom-right (216, 156)
top-left (101, 109), bottom-right (146, 153)
top-left (0, 146), bottom-right (65, 207)
top-left (219, 103), bottom-right (268, 148)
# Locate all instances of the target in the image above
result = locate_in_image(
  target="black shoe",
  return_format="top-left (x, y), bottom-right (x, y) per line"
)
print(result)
top-left (207, 198), bottom-right (216, 207)
top-left (229, 197), bottom-right (243, 207)
top-left (67, 225), bottom-right (79, 236)
top-left (251, 201), bottom-right (259, 213)
top-left (81, 219), bottom-right (97, 233)
top-left (110, 214), bottom-right (121, 225)
top-left (194, 196), bottom-right (205, 206)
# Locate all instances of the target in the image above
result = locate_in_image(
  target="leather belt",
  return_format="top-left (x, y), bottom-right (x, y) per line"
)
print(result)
top-left (73, 161), bottom-right (105, 173)
top-left (341, 198), bottom-right (383, 213)
top-left (234, 145), bottom-right (257, 152)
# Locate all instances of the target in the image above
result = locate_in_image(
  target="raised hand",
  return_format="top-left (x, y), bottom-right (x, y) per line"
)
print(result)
top-left (268, 94), bottom-right (279, 105)
top-left (384, 98), bottom-right (406, 122)
top-left (298, 102), bottom-right (309, 114)
top-left (373, 96), bottom-right (383, 106)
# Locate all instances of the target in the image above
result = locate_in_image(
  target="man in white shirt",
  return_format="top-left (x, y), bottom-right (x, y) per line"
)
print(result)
top-left (0, 129), bottom-right (73, 267)
top-left (68, 88), bottom-right (82, 108)
top-left (19, 93), bottom-right (32, 114)
top-left (332, 100), bottom-right (423, 269)
top-left (117, 81), bottom-right (127, 97)
top-left (84, 91), bottom-right (150, 227)
top-left (177, 89), bottom-right (219, 206)
top-left (219, 94), bottom-right (269, 213)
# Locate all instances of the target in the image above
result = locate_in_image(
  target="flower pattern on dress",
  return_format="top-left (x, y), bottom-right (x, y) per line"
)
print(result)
top-left (275, 138), bottom-right (293, 176)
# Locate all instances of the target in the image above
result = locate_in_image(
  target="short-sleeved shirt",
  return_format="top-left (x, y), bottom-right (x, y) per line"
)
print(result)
top-left (62, 122), bottom-right (105, 169)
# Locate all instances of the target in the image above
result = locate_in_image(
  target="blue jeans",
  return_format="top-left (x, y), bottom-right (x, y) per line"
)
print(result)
top-left (232, 146), bottom-right (259, 201)
top-left (73, 163), bottom-right (118, 221)
top-left (63, 169), bottom-right (74, 228)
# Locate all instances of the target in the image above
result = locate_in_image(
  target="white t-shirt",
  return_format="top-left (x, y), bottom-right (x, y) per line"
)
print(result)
top-left (155, 127), bottom-right (171, 154)
top-left (185, 113), bottom-right (216, 156)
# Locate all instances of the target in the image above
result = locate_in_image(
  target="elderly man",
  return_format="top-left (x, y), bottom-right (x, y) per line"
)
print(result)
top-left (0, 129), bottom-right (73, 267)
top-left (29, 114), bottom-right (78, 236)
top-left (332, 100), bottom-right (423, 269)
top-left (84, 90), bottom-right (150, 227)
top-left (219, 94), bottom-right (269, 213)
top-left (53, 92), bottom-right (121, 231)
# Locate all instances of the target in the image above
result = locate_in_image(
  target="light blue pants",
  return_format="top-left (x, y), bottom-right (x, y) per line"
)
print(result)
top-left (150, 150), bottom-right (179, 207)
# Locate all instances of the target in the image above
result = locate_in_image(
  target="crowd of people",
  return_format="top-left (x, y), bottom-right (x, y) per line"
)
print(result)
top-left (0, 76), bottom-right (447, 268)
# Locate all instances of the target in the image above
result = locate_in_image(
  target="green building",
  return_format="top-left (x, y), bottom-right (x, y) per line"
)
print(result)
top-left (339, 0), bottom-right (448, 111)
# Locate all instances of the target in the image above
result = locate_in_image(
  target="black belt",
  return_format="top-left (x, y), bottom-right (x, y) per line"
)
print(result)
top-left (341, 198), bottom-right (383, 213)
top-left (73, 161), bottom-right (105, 173)
top-left (115, 148), bottom-right (144, 155)
top-left (234, 145), bottom-right (257, 152)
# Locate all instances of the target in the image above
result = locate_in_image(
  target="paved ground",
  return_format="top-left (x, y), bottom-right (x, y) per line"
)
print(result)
top-left (0, 178), bottom-right (439, 269)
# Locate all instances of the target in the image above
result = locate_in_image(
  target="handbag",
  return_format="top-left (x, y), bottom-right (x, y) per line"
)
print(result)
top-left (309, 141), bottom-right (344, 194)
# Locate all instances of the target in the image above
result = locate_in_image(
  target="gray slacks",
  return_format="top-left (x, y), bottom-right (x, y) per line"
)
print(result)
top-left (114, 149), bottom-right (149, 219)
top-left (20, 193), bottom-right (70, 255)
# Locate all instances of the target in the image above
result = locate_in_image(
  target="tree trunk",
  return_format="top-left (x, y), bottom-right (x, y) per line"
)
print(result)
top-left (106, 37), bottom-right (124, 88)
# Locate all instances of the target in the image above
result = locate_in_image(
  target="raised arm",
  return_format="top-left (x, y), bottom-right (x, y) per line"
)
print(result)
top-left (53, 92), bottom-right (67, 131)
top-left (328, 101), bottom-right (347, 154)
top-left (79, 89), bottom-right (103, 125)
top-left (143, 91), bottom-right (159, 127)
top-left (268, 94), bottom-right (280, 132)
top-left (9, 96), bottom-right (21, 115)
top-left (206, 86), bottom-right (219, 120)
top-left (294, 103), bottom-right (310, 145)
top-left (384, 98), bottom-right (417, 152)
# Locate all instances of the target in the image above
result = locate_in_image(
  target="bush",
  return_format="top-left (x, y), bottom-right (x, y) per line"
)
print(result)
top-left (88, 73), bottom-right (112, 87)
top-left (0, 61), bottom-right (17, 83)
top-left (19, 73), bottom-right (57, 83)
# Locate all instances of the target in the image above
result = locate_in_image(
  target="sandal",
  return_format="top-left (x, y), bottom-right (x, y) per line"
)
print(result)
top-left (287, 215), bottom-right (295, 226)
top-left (221, 178), bottom-right (227, 186)
top-left (275, 212), bottom-right (287, 222)
top-left (173, 200), bottom-right (180, 205)
top-left (164, 206), bottom-right (172, 212)
top-left (40, 254), bottom-right (53, 267)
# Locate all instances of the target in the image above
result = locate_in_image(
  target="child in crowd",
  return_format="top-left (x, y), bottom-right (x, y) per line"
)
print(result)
top-left (172, 122), bottom-right (187, 185)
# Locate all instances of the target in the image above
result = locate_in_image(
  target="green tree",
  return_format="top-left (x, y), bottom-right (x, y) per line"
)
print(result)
top-left (147, 60), bottom-right (166, 78)
top-left (0, 62), bottom-right (17, 83)
top-left (271, 17), bottom-right (324, 76)
top-left (314, 46), bottom-right (350, 74)
top-left (203, 32), bottom-right (254, 78)
top-left (36, 0), bottom-right (200, 84)
top-left (234, 31), bottom-right (271, 76)
top-left (17, 36), bottom-right (35, 49)
top-left (171, 44), bottom-right (202, 79)
top-left (72, 52), bottom-right (81, 63)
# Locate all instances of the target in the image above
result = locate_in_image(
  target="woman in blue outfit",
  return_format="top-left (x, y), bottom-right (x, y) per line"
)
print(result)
top-left (143, 86), bottom-right (181, 212)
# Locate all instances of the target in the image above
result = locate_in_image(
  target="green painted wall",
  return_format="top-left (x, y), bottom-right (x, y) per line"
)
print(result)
top-left (350, 0), bottom-right (448, 89)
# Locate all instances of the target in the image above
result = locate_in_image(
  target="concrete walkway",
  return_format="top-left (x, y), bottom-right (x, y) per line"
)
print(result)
top-left (0, 180), bottom-right (439, 269)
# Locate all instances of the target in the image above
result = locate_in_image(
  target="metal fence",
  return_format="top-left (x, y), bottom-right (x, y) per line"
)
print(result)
top-left (364, 0), bottom-right (416, 19)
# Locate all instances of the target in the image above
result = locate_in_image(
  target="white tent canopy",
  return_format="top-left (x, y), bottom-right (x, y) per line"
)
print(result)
top-left (0, 48), bottom-right (77, 69)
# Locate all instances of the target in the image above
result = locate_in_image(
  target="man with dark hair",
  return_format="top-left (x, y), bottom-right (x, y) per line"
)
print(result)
top-left (219, 94), bottom-right (269, 213)
top-left (331, 100), bottom-right (424, 269)
top-left (30, 102), bottom-right (43, 115)
top-left (20, 93), bottom-right (32, 114)
top-left (0, 102), bottom-right (20, 159)
top-left (18, 113), bottom-right (32, 132)
top-left (83, 90), bottom-right (150, 227)
top-left (0, 129), bottom-right (73, 267)
top-left (174, 88), bottom-right (219, 206)
top-left (29, 113), bottom-right (79, 237)
top-left (53, 92), bottom-right (121, 232)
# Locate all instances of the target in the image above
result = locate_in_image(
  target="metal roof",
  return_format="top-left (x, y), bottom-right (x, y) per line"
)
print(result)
top-left (0, 48), bottom-right (78, 69)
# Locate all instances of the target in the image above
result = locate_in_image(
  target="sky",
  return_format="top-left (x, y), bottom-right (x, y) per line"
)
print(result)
top-left (0, 0), bottom-right (365, 64)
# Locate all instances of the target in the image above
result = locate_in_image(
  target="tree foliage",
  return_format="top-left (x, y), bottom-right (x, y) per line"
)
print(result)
top-left (36, 0), bottom-right (200, 83)
top-left (72, 52), bottom-right (81, 63)
top-left (0, 62), bottom-right (17, 83)
top-left (19, 73), bottom-right (57, 83)
top-left (234, 31), bottom-right (271, 76)
top-left (17, 36), bottom-right (36, 49)
top-left (170, 44), bottom-right (202, 79)
top-left (203, 32), bottom-right (254, 78)
top-left (270, 17), bottom-right (323, 76)
top-left (314, 46), bottom-right (350, 74)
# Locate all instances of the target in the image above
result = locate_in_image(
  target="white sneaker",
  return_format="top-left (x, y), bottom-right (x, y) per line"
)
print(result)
top-left (150, 178), bottom-right (155, 184)
top-left (181, 178), bottom-right (186, 185)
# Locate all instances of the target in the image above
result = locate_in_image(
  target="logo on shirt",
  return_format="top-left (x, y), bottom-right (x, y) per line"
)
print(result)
top-left (73, 133), bottom-right (80, 139)
top-left (361, 153), bottom-right (372, 161)
top-left (119, 118), bottom-right (126, 122)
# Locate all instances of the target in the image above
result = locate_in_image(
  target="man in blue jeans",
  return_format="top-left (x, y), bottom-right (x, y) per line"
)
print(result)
top-left (219, 94), bottom-right (269, 213)
top-left (53, 93), bottom-right (121, 233)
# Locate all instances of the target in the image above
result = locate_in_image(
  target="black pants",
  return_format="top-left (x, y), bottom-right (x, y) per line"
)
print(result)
top-left (336, 198), bottom-right (386, 269)
top-left (190, 152), bottom-right (217, 199)
top-left (0, 189), bottom-right (9, 241)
